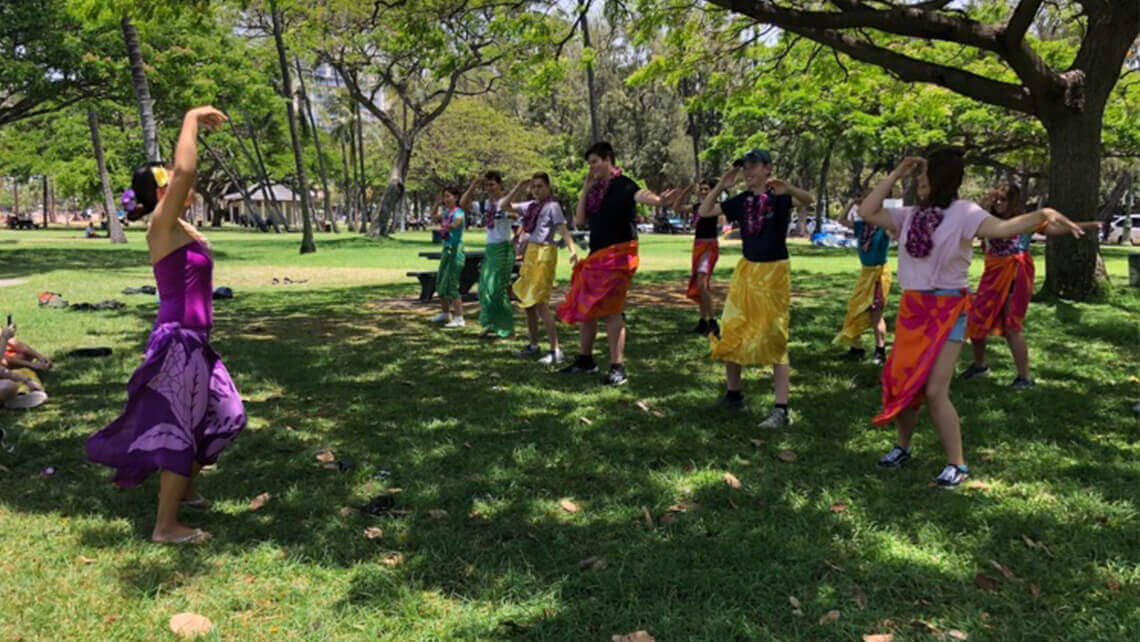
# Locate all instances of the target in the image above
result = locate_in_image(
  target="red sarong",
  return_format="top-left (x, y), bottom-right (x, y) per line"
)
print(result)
top-left (873, 290), bottom-right (969, 426)
top-left (686, 239), bottom-right (719, 303)
top-left (967, 252), bottom-right (1034, 339)
top-left (557, 241), bottom-right (639, 323)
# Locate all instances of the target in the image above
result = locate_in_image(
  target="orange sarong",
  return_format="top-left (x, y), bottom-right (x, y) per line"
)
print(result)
top-left (557, 240), bottom-right (639, 323)
top-left (686, 239), bottom-right (720, 303)
top-left (873, 289), bottom-right (970, 426)
top-left (967, 252), bottom-right (1034, 339)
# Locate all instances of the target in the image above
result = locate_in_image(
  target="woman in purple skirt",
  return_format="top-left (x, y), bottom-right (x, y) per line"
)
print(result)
top-left (86, 106), bottom-right (246, 544)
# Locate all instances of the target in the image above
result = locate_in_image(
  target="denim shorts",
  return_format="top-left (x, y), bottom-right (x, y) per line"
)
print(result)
top-left (927, 288), bottom-right (967, 342)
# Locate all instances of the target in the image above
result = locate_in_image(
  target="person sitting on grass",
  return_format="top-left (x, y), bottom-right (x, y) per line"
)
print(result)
top-left (1, 322), bottom-right (48, 410)
top-left (430, 185), bottom-right (468, 328)
top-left (3, 323), bottom-right (53, 372)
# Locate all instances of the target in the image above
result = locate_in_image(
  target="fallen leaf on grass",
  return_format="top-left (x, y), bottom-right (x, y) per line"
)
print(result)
top-left (830, 503), bottom-right (847, 513)
top-left (948, 630), bottom-right (969, 640)
top-left (789, 596), bottom-right (804, 616)
top-left (666, 501), bottom-right (698, 513)
top-left (612, 631), bottom-right (654, 642)
top-left (463, 441), bottom-right (472, 449)
top-left (1106, 578), bottom-right (1121, 593)
top-left (77, 556), bottom-right (96, 565)
top-left (339, 506), bottom-right (356, 517)
top-left (321, 462), bottom-right (339, 470)
top-left (427, 509), bottom-right (448, 519)
top-left (641, 505), bottom-right (654, 528)
top-left (989, 559), bottom-right (1016, 580)
top-left (724, 473), bottom-right (742, 489)
top-left (0, 464), bottom-right (9, 473)
top-left (315, 449), bottom-right (336, 463)
top-left (651, 410), bottom-right (665, 418)
top-left (749, 439), bottom-right (766, 448)
top-left (169, 613), bottom-right (213, 638)
top-left (777, 450), bottom-right (798, 463)
top-left (972, 573), bottom-right (999, 591)
top-left (399, 380), bottom-right (414, 387)
top-left (467, 509), bottom-right (485, 520)
top-left (580, 417), bottom-right (592, 425)
top-left (635, 400), bottom-right (651, 412)
top-left (559, 499), bottom-right (580, 513)
top-left (363, 527), bottom-right (383, 540)
top-left (965, 480), bottom-right (991, 491)
top-left (249, 492), bottom-right (271, 511)
top-left (863, 635), bottom-right (894, 642)
top-left (580, 556), bottom-right (606, 570)
top-left (1029, 583), bottom-right (1040, 597)
top-left (659, 513), bottom-right (677, 526)
top-left (853, 584), bottom-right (867, 609)
top-left (381, 553), bottom-right (404, 568)
top-left (822, 559), bottom-right (844, 572)
top-left (819, 610), bottom-right (840, 625)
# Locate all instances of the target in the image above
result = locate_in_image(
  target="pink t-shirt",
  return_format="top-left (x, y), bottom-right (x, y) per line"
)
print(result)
top-left (889, 199), bottom-right (991, 291)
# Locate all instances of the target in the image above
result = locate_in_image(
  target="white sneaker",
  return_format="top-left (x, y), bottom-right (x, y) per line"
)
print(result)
top-left (538, 349), bottom-right (564, 365)
top-left (444, 317), bottom-right (466, 328)
top-left (430, 312), bottom-right (450, 324)
top-left (758, 408), bottom-right (790, 429)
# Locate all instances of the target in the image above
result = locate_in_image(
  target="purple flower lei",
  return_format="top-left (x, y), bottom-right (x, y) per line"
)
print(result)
top-left (741, 190), bottom-right (773, 236)
top-left (522, 197), bottom-right (552, 234)
top-left (120, 188), bottom-right (138, 213)
top-left (482, 199), bottom-right (499, 229)
top-left (988, 236), bottom-right (1021, 256)
top-left (440, 207), bottom-right (460, 241)
top-left (904, 205), bottom-right (945, 259)
top-left (860, 221), bottom-right (877, 252)
top-left (586, 167), bottom-right (622, 215)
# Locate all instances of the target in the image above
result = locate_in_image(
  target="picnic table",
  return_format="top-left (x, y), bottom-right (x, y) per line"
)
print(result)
top-left (407, 250), bottom-right (529, 303)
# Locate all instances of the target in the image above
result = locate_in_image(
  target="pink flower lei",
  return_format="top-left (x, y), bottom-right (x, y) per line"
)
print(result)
top-left (741, 190), bottom-right (773, 236)
top-left (522, 197), bottom-right (552, 234)
top-left (987, 236), bottom-right (1022, 256)
top-left (904, 205), bottom-right (944, 259)
top-left (440, 206), bottom-right (460, 240)
top-left (481, 199), bottom-right (499, 229)
top-left (586, 166), bottom-right (622, 215)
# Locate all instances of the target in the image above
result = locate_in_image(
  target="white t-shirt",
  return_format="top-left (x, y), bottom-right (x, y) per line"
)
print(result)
top-left (477, 197), bottom-right (512, 244)
top-left (888, 199), bottom-right (991, 291)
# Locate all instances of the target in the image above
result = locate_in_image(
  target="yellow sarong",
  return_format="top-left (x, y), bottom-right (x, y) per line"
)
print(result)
top-left (13, 368), bottom-right (42, 394)
top-left (512, 243), bottom-right (558, 308)
top-left (710, 258), bottom-right (790, 366)
top-left (833, 264), bottom-right (891, 348)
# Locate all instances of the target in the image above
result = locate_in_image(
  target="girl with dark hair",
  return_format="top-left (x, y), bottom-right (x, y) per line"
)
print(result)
top-left (835, 189), bottom-right (892, 365)
top-left (461, 171), bottom-right (514, 338)
top-left (431, 185), bottom-right (468, 327)
top-left (506, 172), bottom-right (579, 364)
top-left (672, 179), bottom-right (723, 336)
top-left (86, 106), bottom-right (246, 544)
top-left (858, 151), bottom-right (1084, 488)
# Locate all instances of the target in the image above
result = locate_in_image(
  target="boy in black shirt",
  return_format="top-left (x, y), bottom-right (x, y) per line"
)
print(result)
top-left (697, 148), bottom-right (813, 428)
top-left (673, 179), bottom-right (723, 335)
top-left (556, 141), bottom-right (677, 386)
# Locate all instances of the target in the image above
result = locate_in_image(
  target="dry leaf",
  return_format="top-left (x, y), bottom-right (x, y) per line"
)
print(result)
top-left (77, 556), bottom-right (96, 565)
top-left (249, 492), bottom-right (271, 511)
top-left (819, 610), bottom-right (840, 625)
top-left (315, 449), bottom-right (335, 463)
top-left (789, 596), bottom-right (804, 616)
top-left (659, 512), bottom-right (677, 526)
top-left (853, 585), bottom-right (867, 609)
top-left (559, 499), bottom-right (580, 513)
top-left (0, 464), bottom-right (9, 473)
top-left (427, 509), bottom-right (448, 519)
top-left (863, 635), bottom-right (894, 642)
top-left (823, 559), bottom-right (844, 572)
top-left (667, 501), bottom-right (697, 513)
top-left (467, 509), bottom-right (485, 520)
top-left (321, 462), bottom-right (339, 470)
top-left (339, 506), bottom-right (356, 517)
top-left (1029, 583), bottom-right (1040, 597)
top-left (363, 527), bottom-right (383, 540)
top-left (830, 502), bottom-right (847, 513)
top-left (1106, 578), bottom-right (1121, 593)
top-left (580, 417), bottom-right (592, 425)
top-left (948, 630), bottom-right (969, 640)
top-left (651, 410), bottom-right (665, 418)
top-left (965, 481), bottom-right (991, 491)
top-left (169, 613), bottom-right (213, 638)
top-left (612, 631), bottom-right (654, 642)
top-left (635, 400), bottom-right (651, 412)
top-left (641, 505), bottom-right (654, 528)
top-left (399, 380), bottom-right (414, 386)
top-left (972, 573), bottom-right (999, 591)
top-left (724, 473), bottom-right (742, 489)
top-left (989, 559), bottom-right (1016, 580)
top-left (749, 439), bottom-right (766, 448)
top-left (463, 441), bottom-right (472, 449)
top-left (579, 556), bottom-right (606, 570)
top-left (381, 553), bottom-right (404, 568)
top-left (777, 450), bottom-right (797, 463)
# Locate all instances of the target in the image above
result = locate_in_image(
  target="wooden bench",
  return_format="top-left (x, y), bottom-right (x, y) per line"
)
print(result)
top-left (406, 271), bottom-right (438, 302)
top-left (409, 257), bottom-right (524, 303)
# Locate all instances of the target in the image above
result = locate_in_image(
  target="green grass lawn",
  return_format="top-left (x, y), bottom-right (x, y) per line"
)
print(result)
top-left (1, 227), bottom-right (1138, 641)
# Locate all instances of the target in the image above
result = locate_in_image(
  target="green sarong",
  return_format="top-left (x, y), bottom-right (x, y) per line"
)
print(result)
top-left (437, 244), bottom-right (465, 300)
top-left (478, 241), bottom-right (514, 336)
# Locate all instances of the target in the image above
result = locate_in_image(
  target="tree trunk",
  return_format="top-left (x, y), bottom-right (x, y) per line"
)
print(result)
top-left (366, 141), bottom-right (412, 238)
top-left (269, 4), bottom-right (315, 255)
top-left (1042, 111), bottom-right (1105, 300)
top-left (580, 2), bottom-right (600, 143)
top-left (1124, 179), bottom-right (1134, 246)
top-left (87, 109), bottom-right (127, 243)
top-left (121, 15), bottom-right (161, 163)
top-left (199, 138), bottom-right (269, 231)
top-left (814, 145), bottom-right (831, 230)
top-left (340, 130), bottom-right (355, 231)
top-left (40, 175), bottom-right (48, 228)
top-left (294, 55), bottom-right (336, 233)
top-left (241, 118), bottom-right (289, 232)
top-left (356, 101), bottom-right (367, 232)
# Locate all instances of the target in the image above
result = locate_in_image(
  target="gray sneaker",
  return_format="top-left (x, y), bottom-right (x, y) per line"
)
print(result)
top-left (878, 445), bottom-right (911, 468)
top-left (960, 364), bottom-right (990, 380)
top-left (515, 344), bottom-right (540, 358)
top-left (934, 464), bottom-right (969, 489)
top-left (538, 349), bottom-right (565, 365)
top-left (758, 407), bottom-right (790, 429)
top-left (1010, 377), bottom-right (1035, 389)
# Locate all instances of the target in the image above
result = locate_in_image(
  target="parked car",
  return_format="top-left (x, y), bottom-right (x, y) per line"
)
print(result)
top-left (788, 215), bottom-right (847, 236)
top-left (1105, 214), bottom-right (1140, 244)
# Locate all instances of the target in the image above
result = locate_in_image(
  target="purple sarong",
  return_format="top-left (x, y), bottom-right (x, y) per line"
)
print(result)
top-left (85, 322), bottom-right (246, 487)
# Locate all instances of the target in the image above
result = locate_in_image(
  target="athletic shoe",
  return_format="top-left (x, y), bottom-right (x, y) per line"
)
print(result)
top-left (960, 363), bottom-right (990, 380)
top-left (840, 347), bottom-right (866, 361)
top-left (3, 391), bottom-right (47, 410)
top-left (691, 319), bottom-right (709, 335)
top-left (711, 393), bottom-right (747, 411)
top-left (758, 407), bottom-right (790, 429)
top-left (538, 349), bottom-right (565, 365)
top-left (878, 445), bottom-right (911, 468)
top-left (444, 317), bottom-right (466, 328)
top-left (872, 348), bottom-right (887, 366)
top-left (559, 356), bottom-right (598, 374)
top-left (515, 344), bottom-right (541, 358)
top-left (934, 464), bottom-right (969, 489)
top-left (707, 319), bottom-right (721, 339)
top-left (1010, 377), bottom-right (1035, 389)
top-left (430, 312), bottom-right (450, 324)
top-left (601, 366), bottom-right (628, 387)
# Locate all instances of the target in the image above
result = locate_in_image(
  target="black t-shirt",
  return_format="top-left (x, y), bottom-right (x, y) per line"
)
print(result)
top-left (720, 189), bottom-right (793, 262)
top-left (692, 204), bottom-right (720, 240)
top-left (587, 175), bottom-right (640, 254)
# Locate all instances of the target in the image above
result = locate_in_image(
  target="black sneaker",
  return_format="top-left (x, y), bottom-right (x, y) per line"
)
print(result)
top-left (1010, 377), bottom-right (1035, 389)
top-left (559, 355), bottom-right (598, 374)
top-left (872, 348), bottom-right (887, 366)
top-left (841, 347), bottom-right (866, 361)
top-left (878, 445), bottom-right (911, 468)
top-left (691, 319), bottom-right (709, 335)
top-left (934, 464), bottom-right (969, 489)
top-left (707, 318), bottom-right (721, 339)
top-left (601, 366), bottom-right (628, 387)
top-left (960, 364), bottom-right (989, 380)
top-left (711, 393), bottom-right (746, 411)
